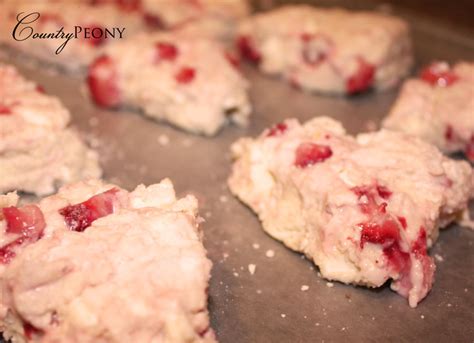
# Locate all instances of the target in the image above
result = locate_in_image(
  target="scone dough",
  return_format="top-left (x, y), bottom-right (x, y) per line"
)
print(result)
top-left (229, 117), bottom-right (473, 307)
top-left (0, 64), bottom-right (101, 196)
top-left (237, 5), bottom-right (413, 94)
top-left (87, 32), bottom-right (251, 136)
top-left (0, 179), bottom-right (215, 343)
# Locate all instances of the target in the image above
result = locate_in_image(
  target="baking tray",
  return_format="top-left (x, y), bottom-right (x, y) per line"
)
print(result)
top-left (1, 1), bottom-right (474, 342)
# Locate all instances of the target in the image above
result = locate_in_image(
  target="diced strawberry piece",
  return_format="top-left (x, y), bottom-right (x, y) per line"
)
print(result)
top-left (465, 136), bottom-right (474, 162)
top-left (143, 12), bottom-right (165, 29)
top-left (360, 219), bottom-right (399, 249)
top-left (23, 322), bottom-right (43, 340)
top-left (175, 66), bottom-right (196, 84)
top-left (398, 216), bottom-right (407, 230)
top-left (359, 218), bottom-right (410, 273)
top-left (59, 188), bottom-right (118, 232)
top-left (36, 85), bottom-right (46, 94)
top-left (294, 143), bottom-right (332, 168)
top-left (2, 205), bottom-right (46, 238)
top-left (412, 227), bottom-right (427, 257)
top-left (444, 125), bottom-right (454, 142)
top-left (224, 51), bottom-right (240, 68)
top-left (0, 237), bottom-right (25, 264)
top-left (266, 122), bottom-right (288, 137)
top-left (420, 62), bottom-right (459, 87)
top-left (0, 104), bottom-right (12, 115)
top-left (154, 42), bottom-right (178, 62)
top-left (376, 185), bottom-right (392, 199)
top-left (237, 35), bottom-right (261, 64)
top-left (87, 55), bottom-right (122, 108)
top-left (346, 58), bottom-right (375, 94)
top-left (85, 24), bottom-right (107, 47)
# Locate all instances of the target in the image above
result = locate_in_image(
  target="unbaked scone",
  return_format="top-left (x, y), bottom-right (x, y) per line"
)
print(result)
top-left (383, 61), bottom-right (474, 161)
top-left (228, 117), bottom-right (473, 307)
top-left (0, 64), bottom-right (101, 196)
top-left (237, 5), bottom-right (413, 94)
top-left (0, 179), bottom-right (215, 343)
top-left (87, 32), bottom-right (251, 136)
top-left (0, 1), bottom-right (146, 71)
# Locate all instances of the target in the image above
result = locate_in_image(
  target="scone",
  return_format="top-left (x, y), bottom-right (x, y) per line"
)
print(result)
top-left (0, 64), bottom-right (101, 196)
top-left (0, 179), bottom-right (215, 343)
top-left (237, 5), bottom-right (413, 94)
top-left (87, 32), bottom-right (251, 136)
top-left (383, 61), bottom-right (474, 160)
top-left (119, 0), bottom-right (250, 40)
top-left (228, 117), bottom-right (473, 307)
top-left (0, 1), bottom-right (146, 71)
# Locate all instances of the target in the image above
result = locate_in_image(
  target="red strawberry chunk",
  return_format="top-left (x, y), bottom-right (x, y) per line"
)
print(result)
top-left (444, 125), bottom-right (454, 142)
top-left (23, 322), bottom-right (43, 340)
top-left (36, 85), bottom-right (46, 94)
top-left (59, 188), bottom-right (118, 232)
top-left (237, 35), bottom-right (261, 64)
top-left (266, 122), bottom-right (288, 137)
top-left (376, 185), bottom-right (392, 199)
top-left (346, 58), bottom-right (375, 94)
top-left (85, 24), bottom-right (107, 47)
top-left (420, 62), bottom-right (459, 87)
top-left (143, 12), bottom-right (165, 29)
top-left (465, 136), bottom-right (474, 162)
top-left (88, 55), bottom-right (122, 108)
top-left (0, 205), bottom-right (46, 264)
top-left (224, 51), bottom-right (241, 68)
top-left (0, 104), bottom-right (12, 115)
top-left (294, 143), bottom-right (332, 168)
top-left (412, 227), bottom-right (427, 257)
top-left (175, 66), bottom-right (196, 84)
top-left (352, 183), bottom-right (391, 215)
top-left (154, 42), bottom-right (179, 62)
top-left (398, 216), bottom-right (407, 230)
top-left (3, 205), bottom-right (46, 238)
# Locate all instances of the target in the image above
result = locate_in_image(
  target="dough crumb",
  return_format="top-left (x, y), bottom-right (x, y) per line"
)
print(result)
top-left (248, 264), bottom-right (256, 275)
top-left (326, 282), bottom-right (334, 288)
top-left (434, 254), bottom-right (444, 262)
top-left (252, 243), bottom-right (260, 249)
top-left (281, 314), bottom-right (286, 318)
top-left (301, 285), bottom-right (309, 291)
top-left (219, 195), bottom-right (228, 203)
top-left (158, 134), bottom-right (170, 146)
top-left (265, 249), bottom-right (275, 258)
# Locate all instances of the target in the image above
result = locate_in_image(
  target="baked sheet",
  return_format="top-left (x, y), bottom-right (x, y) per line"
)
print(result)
top-left (1, 1), bottom-right (473, 342)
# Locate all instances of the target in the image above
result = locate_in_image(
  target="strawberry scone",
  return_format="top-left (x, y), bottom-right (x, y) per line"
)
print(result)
top-left (0, 64), bottom-right (100, 196)
top-left (0, 179), bottom-right (215, 343)
top-left (383, 61), bottom-right (474, 161)
top-left (228, 117), bottom-right (474, 307)
top-left (87, 32), bottom-right (251, 136)
top-left (0, 1), bottom-right (146, 71)
top-left (236, 5), bottom-right (413, 95)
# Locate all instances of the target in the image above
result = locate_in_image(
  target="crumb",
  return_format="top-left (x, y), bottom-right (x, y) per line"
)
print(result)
top-left (341, 327), bottom-right (346, 331)
top-left (434, 254), bottom-right (444, 262)
top-left (233, 272), bottom-right (239, 277)
top-left (420, 315), bottom-right (424, 319)
top-left (301, 285), bottom-right (309, 291)
top-left (219, 195), bottom-right (228, 203)
top-left (248, 264), bottom-right (256, 275)
top-left (265, 249), bottom-right (275, 258)
top-left (223, 253), bottom-right (229, 259)
top-left (304, 315), bottom-right (307, 319)
top-left (281, 314), bottom-right (286, 318)
top-left (447, 303), bottom-right (452, 307)
top-left (464, 288), bottom-right (468, 292)
top-left (315, 323), bottom-right (320, 326)
top-left (156, 134), bottom-right (169, 146)
top-left (252, 243), bottom-right (260, 250)
top-left (317, 272), bottom-right (322, 277)
top-left (326, 282), bottom-right (334, 288)
top-left (256, 289), bottom-right (262, 294)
